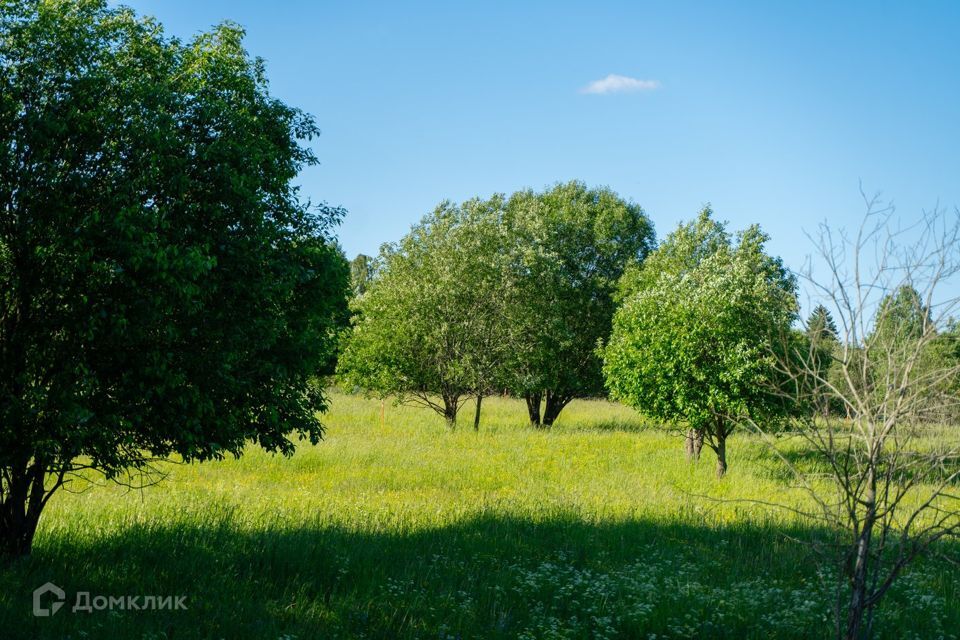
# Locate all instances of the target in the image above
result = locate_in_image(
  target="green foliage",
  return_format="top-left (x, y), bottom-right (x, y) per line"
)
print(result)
top-left (349, 253), bottom-right (374, 297)
top-left (318, 244), bottom-right (352, 376)
top-left (873, 286), bottom-right (930, 345)
top-left (337, 197), bottom-right (512, 424)
top-left (338, 181), bottom-right (653, 428)
top-left (852, 286), bottom-right (960, 422)
top-left (0, 0), bottom-right (348, 554)
top-left (603, 209), bottom-right (799, 473)
top-left (806, 304), bottom-right (839, 344)
top-left (503, 181), bottom-right (655, 425)
top-left (803, 305), bottom-right (842, 416)
top-left (937, 321), bottom-right (960, 416)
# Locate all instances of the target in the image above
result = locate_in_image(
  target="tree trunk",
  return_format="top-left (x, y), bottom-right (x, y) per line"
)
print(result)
top-left (525, 392), bottom-right (542, 428)
top-left (542, 390), bottom-right (571, 428)
top-left (442, 393), bottom-right (458, 429)
top-left (685, 428), bottom-right (705, 461)
top-left (0, 512), bottom-right (40, 558)
top-left (473, 395), bottom-right (482, 432)
top-left (0, 459), bottom-right (48, 559)
top-left (846, 469), bottom-right (876, 640)
top-left (715, 422), bottom-right (728, 478)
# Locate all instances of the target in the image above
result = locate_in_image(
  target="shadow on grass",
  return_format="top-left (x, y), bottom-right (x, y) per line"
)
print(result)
top-left (563, 418), bottom-right (655, 434)
top-left (763, 445), bottom-right (960, 489)
top-left (1, 512), bottom-right (957, 640)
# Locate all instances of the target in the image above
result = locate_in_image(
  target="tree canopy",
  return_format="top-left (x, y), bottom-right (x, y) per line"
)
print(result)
top-left (349, 254), bottom-right (374, 298)
top-left (807, 304), bottom-right (839, 344)
top-left (0, 0), bottom-right (348, 556)
top-left (803, 304), bottom-right (840, 416)
top-left (338, 182), bottom-right (654, 429)
top-left (337, 197), bottom-right (511, 427)
top-left (872, 285), bottom-right (930, 345)
top-left (602, 208), bottom-right (798, 476)
top-left (503, 181), bottom-right (655, 427)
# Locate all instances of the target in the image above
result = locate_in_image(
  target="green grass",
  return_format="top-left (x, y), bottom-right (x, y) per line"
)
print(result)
top-left (2, 392), bottom-right (958, 639)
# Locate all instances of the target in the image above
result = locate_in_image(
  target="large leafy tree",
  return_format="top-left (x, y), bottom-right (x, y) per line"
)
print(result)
top-left (603, 209), bottom-right (798, 477)
top-left (320, 244), bottom-right (352, 376)
top-left (0, 0), bottom-right (349, 556)
top-left (504, 181), bottom-right (655, 427)
top-left (337, 197), bottom-right (511, 428)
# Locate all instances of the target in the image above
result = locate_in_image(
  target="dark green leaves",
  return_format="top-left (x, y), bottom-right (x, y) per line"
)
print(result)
top-left (0, 0), bottom-right (348, 474)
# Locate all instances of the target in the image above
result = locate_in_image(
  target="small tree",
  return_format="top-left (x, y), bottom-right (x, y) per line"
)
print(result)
top-left (603, 209), bottom-right (798, 477)
top-left (808, 304), bottom-right (840, 342)
top-left (764, 201), bottom-right (960, 639)
top-left (0, 1), bottom-right (349, 557)
top-left (806, 304), bottom-right (840, 417)
top-left (503, 181), bottom-right (655, 428)
top-left (337, 198), bottom-right (511, 428)
top-left (349, 254), bottom-right (374, 298)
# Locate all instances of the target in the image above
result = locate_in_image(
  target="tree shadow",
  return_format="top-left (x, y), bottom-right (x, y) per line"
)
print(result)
top-left (1, 512), bottom-right (957, 639)
top-left (764, 445), bottom-right (960, 489)
top-left (560, 418), bottom-right (654, 434)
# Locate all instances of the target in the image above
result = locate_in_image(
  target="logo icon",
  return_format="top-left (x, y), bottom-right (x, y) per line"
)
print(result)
top-left (33, 582), bottom-right (65, 617)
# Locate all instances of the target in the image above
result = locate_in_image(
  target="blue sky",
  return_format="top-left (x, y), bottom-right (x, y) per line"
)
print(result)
top-left (117, 1), bottom-right (959, 290)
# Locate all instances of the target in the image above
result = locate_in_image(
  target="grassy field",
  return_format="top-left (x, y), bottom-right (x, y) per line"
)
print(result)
top-left (2, 392), bottom-right (958, 639)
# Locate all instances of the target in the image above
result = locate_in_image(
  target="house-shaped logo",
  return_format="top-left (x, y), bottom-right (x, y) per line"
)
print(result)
top-left (33, 582), bottom-right (65, 617)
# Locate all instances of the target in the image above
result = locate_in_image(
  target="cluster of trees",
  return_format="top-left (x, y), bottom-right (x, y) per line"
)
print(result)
top-left (337, 181), bottom-right (656, 430)
top-left (4, 3), bottom-right (959, 636)
top-left (336, 191), bottom-right (807, 479)
top-left (803, 291), bottom-right (960, 423)
top-left (336, 193), bottom-right (960, 638)
top-left (338, 197), bottom-right (960, 486)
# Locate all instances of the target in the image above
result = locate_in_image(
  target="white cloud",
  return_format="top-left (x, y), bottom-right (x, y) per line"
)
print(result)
top-left (580, 74), bottom-right (660, 95)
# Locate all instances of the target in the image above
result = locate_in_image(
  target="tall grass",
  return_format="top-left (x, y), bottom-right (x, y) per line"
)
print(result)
top-left (1, 392), bottom-right (957, 639)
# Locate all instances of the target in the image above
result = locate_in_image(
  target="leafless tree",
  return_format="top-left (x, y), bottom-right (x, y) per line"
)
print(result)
top-left (749, 195), bottom-right (960, 640)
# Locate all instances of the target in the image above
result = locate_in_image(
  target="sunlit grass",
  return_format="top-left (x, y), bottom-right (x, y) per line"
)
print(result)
top-left (2, 392), bottom-right (957, 639)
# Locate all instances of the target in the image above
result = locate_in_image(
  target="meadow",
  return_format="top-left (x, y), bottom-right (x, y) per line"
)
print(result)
top-left (2, 392), bottom-right (958, 639)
